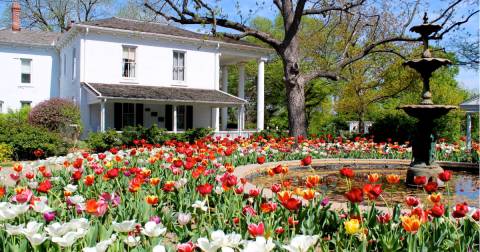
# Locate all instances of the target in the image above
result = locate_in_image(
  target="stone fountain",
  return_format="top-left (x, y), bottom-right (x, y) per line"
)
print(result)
top-left (399, 13), bottom-right (457, 186)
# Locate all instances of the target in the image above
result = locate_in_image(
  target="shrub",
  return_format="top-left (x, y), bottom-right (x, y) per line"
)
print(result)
top-left (183, 128), bottom-right (214, 143)
top-left (86, 130), bottom-right (123, 152)
top-left (28, 98), bottom-right (82, 133)
top-left (0, 121), bottom-right (68, 160)
top-left (0, 143), bottom-right (13, 162)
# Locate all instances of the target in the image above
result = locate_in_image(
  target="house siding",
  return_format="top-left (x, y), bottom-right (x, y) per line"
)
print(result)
top-left (0, 45), bottom-right (59, 112)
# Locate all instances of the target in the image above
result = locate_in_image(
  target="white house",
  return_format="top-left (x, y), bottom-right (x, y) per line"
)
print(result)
top-left (0, 3), bottom-right (271, 137)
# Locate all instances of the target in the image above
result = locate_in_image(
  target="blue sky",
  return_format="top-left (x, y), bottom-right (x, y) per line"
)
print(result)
top-left (0, 0), bottom-right (478, 92)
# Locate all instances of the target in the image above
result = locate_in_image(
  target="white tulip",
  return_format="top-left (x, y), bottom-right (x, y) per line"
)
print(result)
top-left (82, 234), bottom-right (116, 252)
top-left (64, 184), bottom-right (78, 193)
top-left (141, 221), bottom-right (166, 237)
top-left (178, 213), bottom-right (191, 226)
top-left (123, 235), bottom-right (140, 247)
top-left (21, 221), bottom-right (43, 237)
top-left (152, 244), bottom-right (166, 252)
top-left (68, 195), bottom-right (85, 204)
top-left (45, 222), bottom-right (68, 237)
top-left (192, 200), bottom-right (208, 212)
top-left (25, 233), bottom-right (48, 246)
top-left (282, 235), bottom-right (319, 252)
top-left (112, 219), bottom-right (136, 233)
top-left (32, 200), bottom-right (53, 213)
top-left (68, 218), bottom-right (90, 230)
top-left (51, 231), bottom-right (81, 247)
top-left (242, 237), bottom-right (275, 252)
top-left (5, 223), bottom-right (25, 235)
top-left (198, 231), bottom-right (243, 252)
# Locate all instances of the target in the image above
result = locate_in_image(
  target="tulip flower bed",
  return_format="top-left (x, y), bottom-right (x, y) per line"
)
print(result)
top-left (0, 136), bottom-right (478, 252)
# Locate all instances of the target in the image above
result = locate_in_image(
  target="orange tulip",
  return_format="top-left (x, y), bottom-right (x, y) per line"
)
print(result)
top-left (400, 215), bottom-right (421, 233)
top-left (427, 193), bottom-right (442, 204)
top-left (84, 175), bottom-right (95, 186)
top-left (368, 173), bottom-right (380, 183)
top-left (386, 174), bottom-right (400, 184)
top-left (277, 191), bottom-right (292, 202)
top-left (145, 195), bottom-right (159, 205)
top-left (86, 199), bottom-right (99, 214)
top-left (13, 163), bottom-right (22, 173)
top-left (150, 177), bottom-right (161, 186)
top-left (302, 189), bottom-right (315, 200)
top-left (306, 175), bottom-right (320, 188)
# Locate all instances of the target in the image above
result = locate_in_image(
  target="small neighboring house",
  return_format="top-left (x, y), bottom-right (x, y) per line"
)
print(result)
top-left (0, 3), bottom-right (270, 137)
top-left (347, 121), bottom-right (373, 134)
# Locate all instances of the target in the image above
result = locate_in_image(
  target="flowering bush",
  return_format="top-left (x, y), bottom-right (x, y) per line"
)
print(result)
top-left (0, 136), bottom-right (478, 251)
top-left (0, 143), bottom-right (13, 163)
top-left (28, 98), bottom-right (82, 133)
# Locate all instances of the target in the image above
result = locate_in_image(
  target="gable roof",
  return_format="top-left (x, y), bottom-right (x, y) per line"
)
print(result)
top-left (83, 82), bottom-right (247, 106)
top-left (77, 17), bottom-right (267, 49)
top-left (0, 29), bottom-right (60, 47)
top-left (460, 95), bottom-right (479, 112)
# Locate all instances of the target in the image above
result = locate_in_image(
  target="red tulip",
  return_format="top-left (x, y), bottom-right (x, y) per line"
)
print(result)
top-left (177, 241), bottom-right (195, 252)
top-left (37, 180), bottom-right (52, 193)
top-left (281, 197), bottom-right (302, 211)
top-left (249, 188), bottom-right (260, 197)
top-left (196, 183), bottom-right (213, 196)
top-left (340, 167), bottom-right (354, 178)
top-left (429, 204), bottom-right (444, 218)
top-left (452, 202), bottom-right (469, 218)
top-left (377, 212), bottom-right (391, 224)
top-left (413, 176), bottom-right (427, 185)
top-left (438, 170), bottom-right (452, 182)
top-left (363, 184), bottom-right (382, 200)
top-left (301, 155), bottom-right (312, 166)
top-left (242, 205), bottom-right (257, 216)
top-left (405, 196), bottom-right (420, 207)
top-left (275, 227), bottom-right (285, 234)
top-left (257, 156), bottom-right (266, 164)
top-left (271, 184), bottom-right (282, 193)
top-left (98, 153), bottom-right (106, 160)
top-left (424, 182), bottom-right (438, 194)
top-left (247, 222), bottom-right (265, 237)
top-left (345, 187), bottom-right (363, 203)
top-left (472, 209), bottom-right (480, 221)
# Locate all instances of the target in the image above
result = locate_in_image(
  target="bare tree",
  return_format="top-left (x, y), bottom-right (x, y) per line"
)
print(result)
top-left (3, 0), bottom-right (112, 32)
top-left (144, 0), bottom-right (478, 137)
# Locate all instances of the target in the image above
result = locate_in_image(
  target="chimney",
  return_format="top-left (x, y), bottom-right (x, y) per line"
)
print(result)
top-left (66, 20), bottom-right (75, 31)
top-left (11, 1), bottom-right (21, 31)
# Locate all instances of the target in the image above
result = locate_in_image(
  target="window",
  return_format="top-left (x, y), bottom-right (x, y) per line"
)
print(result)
top-left (21, 101), bottom-right (31, 108)
top-left (177, 105), bottom-right (186, 130)
top-left (122, 46), bottom-right (136, 78)
top-left (0, 101), bottom-right (3, 113)
top-left (20, 58), bottom-right (31, 84)
top-left (72, 48), bottom-right (76, 80)
top-left (113, 103), bottom-right (144, 130)
top-left (165, 105), bottom-right (192, 131)
top-left (173, 51), bottom-right (185, 81)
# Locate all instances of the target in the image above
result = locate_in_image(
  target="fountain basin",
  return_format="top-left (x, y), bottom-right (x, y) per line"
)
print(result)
top-left (236, 159), bottom-right (479, 208)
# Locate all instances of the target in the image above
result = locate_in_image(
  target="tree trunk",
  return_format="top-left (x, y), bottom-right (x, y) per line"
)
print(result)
top-left (280, 38), bottom-right (308, 137)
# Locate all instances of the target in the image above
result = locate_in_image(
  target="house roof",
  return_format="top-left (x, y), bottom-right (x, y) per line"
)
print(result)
top-left (0, 29), bottom-right (60, 47)
top-left (460, 95), bottom-right (479, 113)
top-left (78, 17), bottom-right (267, 49)
top-left (83, 82), bottom-right (246, 106)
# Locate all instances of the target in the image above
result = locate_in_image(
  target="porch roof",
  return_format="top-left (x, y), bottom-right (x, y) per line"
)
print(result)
top-left (82, 82), bottom-right (247, 106)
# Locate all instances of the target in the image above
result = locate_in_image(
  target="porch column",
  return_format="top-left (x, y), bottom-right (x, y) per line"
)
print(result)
top-left (100, 99), bottom-right (106, 132)
top-left (221, 66), bottom-right (229, 130)
top-left (466, 113), bottom-right (472, 150)
top-left (212, 108), bottom-right (219, 131)
top-left (238, 63), bottom-right (245, 130)
top-left (257, 58), bottom-right (266, 131)
top-left (173, 105), bottom-right (177, 133)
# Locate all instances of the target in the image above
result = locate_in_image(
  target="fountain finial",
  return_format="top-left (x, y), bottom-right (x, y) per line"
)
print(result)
top-left (423, 12), bottom-right (429, 24)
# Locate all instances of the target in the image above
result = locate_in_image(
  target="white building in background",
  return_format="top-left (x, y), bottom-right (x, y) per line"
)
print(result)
top-left (347, 121), bottom-right (373, 134)
top-left (0, 3), bottom-right (271, 137)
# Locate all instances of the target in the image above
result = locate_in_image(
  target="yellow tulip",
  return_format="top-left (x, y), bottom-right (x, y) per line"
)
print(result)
top-left (344, 219), bottom-right (361, 235)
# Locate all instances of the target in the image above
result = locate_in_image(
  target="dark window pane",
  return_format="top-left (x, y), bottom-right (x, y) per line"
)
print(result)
top-left (21, 74), bottom-right (31, 83)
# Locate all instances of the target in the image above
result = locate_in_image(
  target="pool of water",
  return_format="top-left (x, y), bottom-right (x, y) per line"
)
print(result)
top-left (249, 164), bottom-right (480, 208)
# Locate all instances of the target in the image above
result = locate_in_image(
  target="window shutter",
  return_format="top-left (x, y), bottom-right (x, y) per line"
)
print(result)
top-left (136, 104), bottom-right (144, 127)
top-left (114, 103), bottom-right (122, 130)
top-left (186, 105), bottom-right (193, 129)
top-left (165, 105), bottom-right (173, 131)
